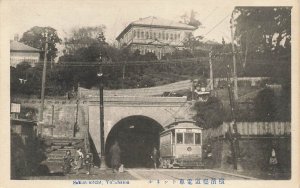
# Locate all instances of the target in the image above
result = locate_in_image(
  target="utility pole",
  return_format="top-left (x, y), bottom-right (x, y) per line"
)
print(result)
top-left (191, 72), bottom-right (195, 101)
top-left (122, 64), bottom-right (126, 89)
top-left (97, 53), bottom-right (107, 169)
top-left (39, 31), bottom-right (48, 134)
top-left (50, 56), bottom-right (53, 70)
top-left (226, 64), bottom-right (237, 170)
top-left (230, 12), bottom-right (238, 100)
top-left (226, 64), bottom-right (241, 171)
top-left (209, 51), bottom-right (214, 91)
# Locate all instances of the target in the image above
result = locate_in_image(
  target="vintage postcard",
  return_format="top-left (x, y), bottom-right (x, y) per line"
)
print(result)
top-left (0, 0), bottom-right (299, 187)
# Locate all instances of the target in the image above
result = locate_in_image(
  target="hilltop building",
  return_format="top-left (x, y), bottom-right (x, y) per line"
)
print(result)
top-left (116, 16), bottom-right (197, 59)
top-left (10, 36), bottom-right (41, 67)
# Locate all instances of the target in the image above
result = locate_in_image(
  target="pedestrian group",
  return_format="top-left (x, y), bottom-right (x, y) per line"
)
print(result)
top-left (62, 141), bottom-right (160, 175)
top-left (62, 148), bottom-right (93, 175)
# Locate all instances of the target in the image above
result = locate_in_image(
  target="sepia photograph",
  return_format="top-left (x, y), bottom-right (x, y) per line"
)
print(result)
top-left (0, 0), bottom-right (299, 187)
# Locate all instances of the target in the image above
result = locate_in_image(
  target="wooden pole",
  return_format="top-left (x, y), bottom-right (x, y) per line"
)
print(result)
top-left (39, 31), bottom-right (48, 134)
top-left (230, 13), bottom-right (238, 100)
top-left (226, 63), bottom-right (241, 171)
top-left (226, 64), bottom-right (237, 170)
top-left (50, 56), bottom-right (53, 70)
top-left (122, 64), bottom-right (125, 89)
top-left (209, 51), bottom-right (214, 91)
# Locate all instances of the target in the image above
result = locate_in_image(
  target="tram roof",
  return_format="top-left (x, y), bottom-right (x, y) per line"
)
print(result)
top-left (161, 120), bottom-right (202, 134)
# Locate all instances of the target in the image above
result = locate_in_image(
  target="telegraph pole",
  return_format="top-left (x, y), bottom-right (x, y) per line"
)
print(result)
top-left (226, 64), bottom-right (237, 169)
top-left (98, 53), bottom-right (107, 169)
top-left (122, 64), bottom-right (126, 89)
top-left (230, 12), bottom-right (238, 100)
top-left (209, 51), bottom-right (214, 91)
top-left (39, 31), bottom-right (48, 134)
top-left (50, 56), bottom-right (53, 70)
top-left (226, 64), bottom-right (241, 171)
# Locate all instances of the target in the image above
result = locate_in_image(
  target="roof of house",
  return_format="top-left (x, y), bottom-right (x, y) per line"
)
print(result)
top-left (10, 40), bottom-right (41, 52)
top-left (116, 16), bottom-right (197, 41)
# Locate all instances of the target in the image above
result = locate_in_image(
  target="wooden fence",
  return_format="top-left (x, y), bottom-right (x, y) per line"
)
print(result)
top-left (203, 122), bottom-right (291, 139)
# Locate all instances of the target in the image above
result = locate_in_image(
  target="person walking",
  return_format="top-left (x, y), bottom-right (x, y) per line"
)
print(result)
top-left (74, 148), bottom-right (84, 174)
top-left (62, 150), bottom-right (73, 174)
top-left (84, 153), bottom-right (93, 175)
top-left (269, 148), bottom-right (278, 177)
top-left (151, 147), bottom-right (159, 169)
top-left (109, 141), bottom-right (121, 173)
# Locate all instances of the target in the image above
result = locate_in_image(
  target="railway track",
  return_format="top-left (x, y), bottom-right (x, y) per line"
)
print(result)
top-left (127, 169), bottom-right (257, 180)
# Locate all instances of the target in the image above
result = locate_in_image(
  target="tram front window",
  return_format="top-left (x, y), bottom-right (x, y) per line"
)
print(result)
top-left (195, 133), bottom-right (201, 144)
top-left (184, 133), bottom-right (194, 144)
top-left (176, 133), bottom-right (183, 144)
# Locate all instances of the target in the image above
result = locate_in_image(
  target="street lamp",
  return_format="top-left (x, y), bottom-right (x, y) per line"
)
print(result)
top-left (97, 53), bottom-right (107, 169)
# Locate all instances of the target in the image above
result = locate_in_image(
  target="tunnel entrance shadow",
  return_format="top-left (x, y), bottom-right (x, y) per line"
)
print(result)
top-left (105, 116), bottom-right (163, 168)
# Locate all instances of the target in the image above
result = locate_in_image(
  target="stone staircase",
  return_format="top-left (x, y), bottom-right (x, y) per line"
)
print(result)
top-left (41, 137), bottom-right (84, 173)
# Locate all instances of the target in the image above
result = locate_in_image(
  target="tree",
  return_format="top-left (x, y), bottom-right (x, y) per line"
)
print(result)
top-left (193, 96), bottom-right (224, 129)
top-left (20, 26), bottom-right (62, 60)
top-left (63, 26), bottom-right (106, 55)
top-left (180, 10), bottom-right (202, 28)
top-left (254, 88), bottom-right (276, 121)
top-left (234, 7), bottom-right (291, 67)
top-left (182, 33), bottom-right (203, 53)
top-left (10, 62), bottom-right (42, 96)
top-left (59, 30), bottom-right (120, 90)
top-left (61, 29), bottom-right (114, 63)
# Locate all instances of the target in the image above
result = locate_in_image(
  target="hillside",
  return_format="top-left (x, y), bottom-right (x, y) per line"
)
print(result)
top-left (79, 80), bottom-right (193, 98)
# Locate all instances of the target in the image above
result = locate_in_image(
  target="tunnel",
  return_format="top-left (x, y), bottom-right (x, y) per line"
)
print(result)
top-left (105, 116), bottom-right (164, 168)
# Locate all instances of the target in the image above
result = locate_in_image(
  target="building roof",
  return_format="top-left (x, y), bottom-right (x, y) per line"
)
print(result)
top-left (116, 16), bottom-right (197, 41)
top-left (10, 40), bottom-right (41, 52)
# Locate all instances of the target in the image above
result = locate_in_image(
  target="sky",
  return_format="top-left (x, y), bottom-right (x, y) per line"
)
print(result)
top-left (5, 0), bottom-right (236, 45)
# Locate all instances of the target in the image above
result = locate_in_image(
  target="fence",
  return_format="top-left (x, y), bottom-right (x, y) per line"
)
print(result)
top-left (207, 77), bottom-right (270, 88)
top-left (203, 122), bottom-right (291, 139)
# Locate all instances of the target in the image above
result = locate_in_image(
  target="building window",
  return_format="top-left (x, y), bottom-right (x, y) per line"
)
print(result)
top-left (150, 31), bottom-right (152, 39)
top-left (174, 33), bottom-right (177, 40)
top-left (133, 30), bottom-right (136, 38)
top-left (158, 33), bottom-right (161, 39)
top-left (170, 33), bottom-right (173, 40)
top-left (141, 31), bottom-right (144, 39)
top-left (162, 32), bottom-right (165, 40)
top-left (178, 33), bottom-right (180, 40)
top-left (137, 31), bottom-right (140, 39)
top-left (166, 33), bottom-right (169, 40)
top-left (146, 32), bottom-right (149, 39)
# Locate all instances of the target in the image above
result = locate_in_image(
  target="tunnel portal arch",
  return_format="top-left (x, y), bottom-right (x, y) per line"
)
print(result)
top-left (105, 115), bottom-right (164, 168)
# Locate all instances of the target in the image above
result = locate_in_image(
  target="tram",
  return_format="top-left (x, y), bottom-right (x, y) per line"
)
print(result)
top-left (159, 120), bottom-right (203, 168)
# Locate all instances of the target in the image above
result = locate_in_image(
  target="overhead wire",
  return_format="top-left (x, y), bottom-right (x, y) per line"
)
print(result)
top-left (201, 7), bottom-right (218, 23)
top-left (203, 14), bottom-right (230, 37)
top-left (32, 57), bottom-right (210, 67)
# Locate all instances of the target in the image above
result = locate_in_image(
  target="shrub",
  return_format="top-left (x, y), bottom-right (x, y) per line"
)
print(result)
top-left (254, 88), bottom-right (276, 121)
top-left (193, 96), bottom-right (224, 129)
